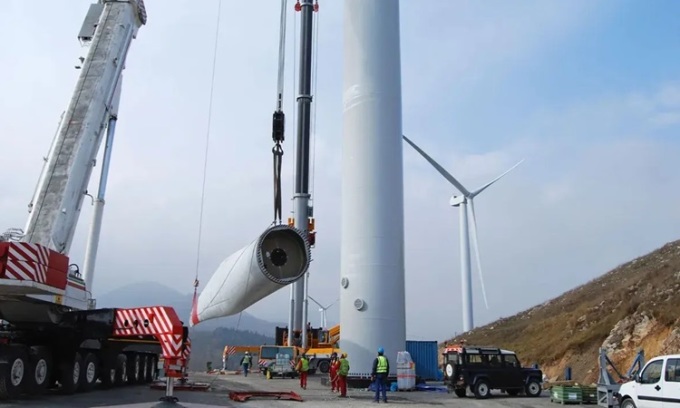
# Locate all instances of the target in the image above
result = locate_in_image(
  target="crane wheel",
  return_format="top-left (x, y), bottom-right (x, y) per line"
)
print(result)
top-left (114, 354), bottom-right (127, 386)
top-left (136, 355), bottom-right (148, 384)
top-left (99, 354), bottom-right (116, 389)
top-left (144, 355), bottom-right (157, 383)
top-left (318, 360), bottom-right (330, 374)
top-left (80, 352), bottom-right (99, 392)
top-left (57, 351), bottom-right (83, 395)
top-left (0, 345), bottom-right (30, 399)
top-left (28, 346), bottom-right (52, 395)
top-left (126, 353), bottom-right (141, 384)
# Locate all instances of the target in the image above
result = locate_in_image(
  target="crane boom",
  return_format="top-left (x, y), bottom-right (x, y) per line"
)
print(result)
top-left (0, 2), bottom-right (192, 400)
top-left (22, 0), bottom-right (146, 255)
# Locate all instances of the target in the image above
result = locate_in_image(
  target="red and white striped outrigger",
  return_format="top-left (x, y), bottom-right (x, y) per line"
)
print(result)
top-left (113, 306), bottom-right (190, 379)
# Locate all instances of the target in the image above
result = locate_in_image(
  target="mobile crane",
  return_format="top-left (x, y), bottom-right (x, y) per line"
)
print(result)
top-left (0, 0), bottom-right (189, 400)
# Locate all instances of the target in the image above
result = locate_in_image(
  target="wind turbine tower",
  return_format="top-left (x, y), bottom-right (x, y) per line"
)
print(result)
top-left (308, 296), bottom-right (338, 328)
top-left (403, 135), bottom-right (523, 332)
top-left (340, 0), bottom-right (406, 377)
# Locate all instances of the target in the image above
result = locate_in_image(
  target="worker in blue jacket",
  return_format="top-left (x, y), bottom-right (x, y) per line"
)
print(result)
top-left (371, 347), bottom-right (390, 403)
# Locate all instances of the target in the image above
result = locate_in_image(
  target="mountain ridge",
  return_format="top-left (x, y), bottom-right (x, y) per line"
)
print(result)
top-left (96, 281), bottom-right (285, 335)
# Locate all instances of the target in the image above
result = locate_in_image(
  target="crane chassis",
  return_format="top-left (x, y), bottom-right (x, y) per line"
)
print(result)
top-left (0, 0), bottom-right (189, 400)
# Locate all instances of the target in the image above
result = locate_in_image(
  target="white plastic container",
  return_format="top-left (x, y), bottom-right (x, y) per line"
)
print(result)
top-left (396, 351), bottom-right (416, 390)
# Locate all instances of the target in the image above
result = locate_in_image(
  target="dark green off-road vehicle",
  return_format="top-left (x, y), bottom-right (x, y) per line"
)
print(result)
top-left (442, 345), bottom-right (543, 399)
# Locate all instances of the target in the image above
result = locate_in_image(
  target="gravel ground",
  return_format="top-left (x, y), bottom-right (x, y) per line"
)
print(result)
top-left (1, 372), bottom-right (559, 408)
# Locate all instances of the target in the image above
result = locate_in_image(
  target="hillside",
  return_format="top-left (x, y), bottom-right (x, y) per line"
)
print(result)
top-left (96, 281), bottom-right (285, 334)
top-left (443, 239), bottom-right (680, 384)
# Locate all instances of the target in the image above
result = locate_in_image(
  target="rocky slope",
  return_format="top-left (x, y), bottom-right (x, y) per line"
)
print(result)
top-left (441, 239), bottom-right (680, 384)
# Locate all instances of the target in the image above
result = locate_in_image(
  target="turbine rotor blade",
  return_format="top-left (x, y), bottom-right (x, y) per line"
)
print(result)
top-left (468, 199), bottom-right (489, 310)
top-left (403, 135), bottom-right (471, 196)
top-left (326, 298), bottom-right (340, 309)
top-left (308, 295), bottom-right (323, 309)
top-left (471, 159), bottom-right (524, 197)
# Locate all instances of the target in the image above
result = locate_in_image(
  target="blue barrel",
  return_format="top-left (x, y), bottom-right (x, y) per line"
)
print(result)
top-left (565, 366), bottom-right (572, 381)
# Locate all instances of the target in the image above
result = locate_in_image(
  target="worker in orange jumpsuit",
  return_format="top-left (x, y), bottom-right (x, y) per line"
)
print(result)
top-left (296, 353), bottom-right (309, 389)
top-left (329, 352), bottom-right (340, 392)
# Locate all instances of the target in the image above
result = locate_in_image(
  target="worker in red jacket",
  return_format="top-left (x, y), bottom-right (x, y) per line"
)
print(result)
top-left (329, 352), bottom-right (339, 392)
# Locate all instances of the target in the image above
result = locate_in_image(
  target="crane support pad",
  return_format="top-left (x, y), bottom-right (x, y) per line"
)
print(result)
top-left (149, 380), bottom-right (210, 391)
top-left (228, 391), bottom-right (303, 402)
top-left (0, 242), bottom-right (68, 290)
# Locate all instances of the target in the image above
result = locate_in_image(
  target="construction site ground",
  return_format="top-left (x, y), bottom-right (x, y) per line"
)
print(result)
top-left (1, 371), bottom-right (561, 407)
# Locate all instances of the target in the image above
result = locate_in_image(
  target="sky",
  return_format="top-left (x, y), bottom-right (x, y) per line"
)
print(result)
top-left (1, 1), bottom-right (679, 342)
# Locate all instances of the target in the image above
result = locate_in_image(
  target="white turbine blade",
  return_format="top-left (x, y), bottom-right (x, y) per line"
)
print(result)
top-left (468, 199), bottom-right (489, 310)
top-left (326, 298), bottom-right (340, 309)
top-left (470, 159), bottom-right (524, 197)
top-left (403, 135), bottom-right (471, 196)
top-left (308, 295), bottom-right (323, 309)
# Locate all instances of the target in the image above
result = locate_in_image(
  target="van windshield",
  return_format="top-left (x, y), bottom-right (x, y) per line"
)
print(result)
top-left (260, 346), bottom-right (279, 359)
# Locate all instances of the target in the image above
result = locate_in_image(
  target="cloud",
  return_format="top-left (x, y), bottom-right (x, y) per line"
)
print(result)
top-left (1, 1), bottom-right (678, 344)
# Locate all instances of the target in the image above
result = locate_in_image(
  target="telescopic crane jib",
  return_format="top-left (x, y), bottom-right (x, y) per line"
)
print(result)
top-left (0, 1), bottom-right (190, 401)
top-left (286, 0), bottom-right (319, 351)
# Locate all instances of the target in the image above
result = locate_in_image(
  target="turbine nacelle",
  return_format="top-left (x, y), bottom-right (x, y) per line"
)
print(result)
top-left (450, 195), bottom-right (466, 207)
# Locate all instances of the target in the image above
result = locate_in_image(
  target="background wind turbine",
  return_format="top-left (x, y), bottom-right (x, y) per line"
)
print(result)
top-left (308, 296), bottom-right (339, 328)
top-left (403, 135), bottom-right (524, 333)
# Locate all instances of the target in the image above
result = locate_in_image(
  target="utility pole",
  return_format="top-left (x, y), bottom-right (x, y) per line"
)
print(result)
top-left (288, 0), bottom-right (316, 349)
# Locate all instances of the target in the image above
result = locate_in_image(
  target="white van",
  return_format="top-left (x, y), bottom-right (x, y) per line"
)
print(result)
top-left (615, 354), bottom-right (680, 408)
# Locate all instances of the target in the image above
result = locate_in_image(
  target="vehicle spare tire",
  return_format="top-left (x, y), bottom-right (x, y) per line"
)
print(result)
top-left (445, 363), bottom-right (455, 379)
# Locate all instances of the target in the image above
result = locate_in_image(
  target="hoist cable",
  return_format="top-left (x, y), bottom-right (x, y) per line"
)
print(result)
top-left (272, 0), bottom-right (289, 225)
top-left (193, 0), bottom-right (223, 286)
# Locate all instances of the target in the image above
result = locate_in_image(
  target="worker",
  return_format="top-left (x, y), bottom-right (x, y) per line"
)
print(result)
top-left (329, 352), bottom-right (339, 392)
top-left (296, 353), bottom-right (309, 389)
top-left (222, 346), bottom-right (232, 370)
top-left (372, 347), bottom-right (389, 403)
top-left (338, 352), bottom-right (350, 398)
top-left (240, 351), bottom-right (252, 377)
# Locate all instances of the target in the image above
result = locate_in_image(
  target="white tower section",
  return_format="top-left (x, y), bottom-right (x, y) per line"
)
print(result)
top-left (340, 0), bottom-right (406, 377)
